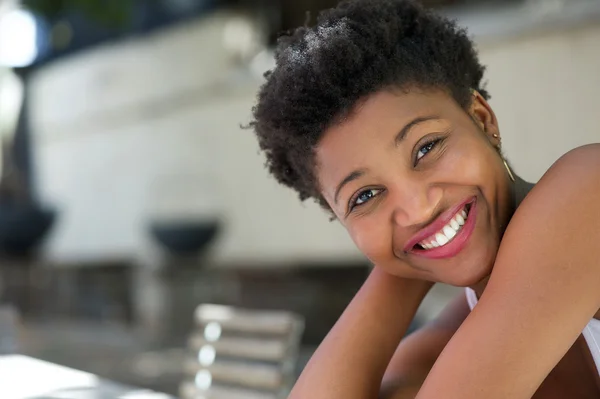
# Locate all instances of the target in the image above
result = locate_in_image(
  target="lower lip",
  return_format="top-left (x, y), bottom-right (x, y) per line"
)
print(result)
top-left (410, 199), bottom-right (478, 259)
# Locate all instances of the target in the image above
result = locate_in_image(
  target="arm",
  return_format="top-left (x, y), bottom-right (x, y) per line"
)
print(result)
top-left (416, 144), bottom-right (600, 398)
top-left (289, 267), bottom-right (433, 399)
top-left (381, 293), bottom-right (470, 399)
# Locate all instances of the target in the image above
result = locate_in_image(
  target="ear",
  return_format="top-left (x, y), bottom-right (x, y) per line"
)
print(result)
top-left (469, 90), bottom-right (501, 150)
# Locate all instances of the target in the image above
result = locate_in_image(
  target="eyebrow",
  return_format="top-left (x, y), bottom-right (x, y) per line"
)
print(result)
top-left (334, 169), bottom-right (366, 205)
top-left (394, 115), bottom-right (441, 146)
top-left (332, 115), bottom-right (441, 205)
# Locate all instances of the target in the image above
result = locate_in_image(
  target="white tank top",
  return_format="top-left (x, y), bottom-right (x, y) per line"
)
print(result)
top-left (465, 288), bottom-right (600, 376)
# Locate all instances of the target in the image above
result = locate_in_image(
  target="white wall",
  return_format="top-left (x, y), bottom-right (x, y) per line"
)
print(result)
top-left (29, 13), bottom-right (362, 266)
top-left (28, 15), bottom-right (600, 266)
top-left (479, 25), bottom-right (600, 182)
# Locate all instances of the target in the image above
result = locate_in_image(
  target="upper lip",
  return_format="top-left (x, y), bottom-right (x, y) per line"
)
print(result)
top-left (402, 197), bottom-right (475, 252)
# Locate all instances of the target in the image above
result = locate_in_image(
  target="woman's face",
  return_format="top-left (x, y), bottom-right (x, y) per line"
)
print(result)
top-left (315, 88), bottom-right (514, 287)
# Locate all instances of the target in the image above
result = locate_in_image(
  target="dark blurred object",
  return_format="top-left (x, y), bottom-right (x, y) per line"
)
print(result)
top-left (0, 68), bottom-right (57, 255)
top-left (149, 220), bottom-right (220, 256)
top-left (23, 0), bottom-right (136, 28)
top-left (0, 259), bottom-right (134, 322)
top-left (20, 0), bottom-right (522, 67)
top-left (0, 126), bottom-right (55, 256)
top-left (0, 204), bottom-right (55, 255)
top-left (21, 0), bottom-right (219, 67)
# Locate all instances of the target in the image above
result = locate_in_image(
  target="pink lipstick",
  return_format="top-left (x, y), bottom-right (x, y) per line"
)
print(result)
top-left (404, 197), bottom-right (477, 259)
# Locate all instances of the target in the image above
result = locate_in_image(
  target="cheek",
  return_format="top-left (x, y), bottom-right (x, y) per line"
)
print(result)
top-left (448, 142), bottom-right (484, 174)
top-left (441, 139), bottom-right (500, 186)
top-left (348, 219), bottom-right (392, 263)
top-left (446, 140), bottom-right (510, 235)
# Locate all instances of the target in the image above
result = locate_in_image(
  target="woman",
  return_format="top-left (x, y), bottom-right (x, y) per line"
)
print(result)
top-left (250, 0), bottom-right (600, 397)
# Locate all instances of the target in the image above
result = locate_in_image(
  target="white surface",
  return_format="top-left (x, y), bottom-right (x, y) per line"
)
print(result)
top-left (0, 355), bottom-right (173, 399)
top-left (0, 355), bottom-right (98, 399)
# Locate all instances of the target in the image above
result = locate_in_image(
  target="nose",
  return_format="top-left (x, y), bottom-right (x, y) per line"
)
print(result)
top-left (390, 178), bottom-right (442, 228)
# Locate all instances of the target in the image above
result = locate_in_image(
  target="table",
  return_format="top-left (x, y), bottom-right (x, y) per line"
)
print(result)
top-left (0, 355), bottom-right (175, 399)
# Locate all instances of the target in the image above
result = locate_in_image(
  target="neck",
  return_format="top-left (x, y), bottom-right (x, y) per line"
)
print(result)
top-left (470, 174), bottom-right (535, 298)
top-left (512, 174), bottom-right (535, 210)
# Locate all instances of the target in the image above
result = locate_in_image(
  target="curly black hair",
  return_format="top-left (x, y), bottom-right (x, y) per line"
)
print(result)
top-left (250, 0), bottom-right (489, 211)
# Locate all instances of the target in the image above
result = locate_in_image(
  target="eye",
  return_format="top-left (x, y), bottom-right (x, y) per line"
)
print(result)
top-left (414, 137), bottom-right (446, 166)
top-left (349, 188), bottom-right (382, 211)
top-left (416, 139), bottom-right (440, 162)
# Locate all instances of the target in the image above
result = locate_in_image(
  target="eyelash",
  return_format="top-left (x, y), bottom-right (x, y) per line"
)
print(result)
top-left (347, 137), bottom-right (443, 213)
top-left (415, 138), bottom-right (442, 164)
top-left (348, 188), bottom-right (382, 212)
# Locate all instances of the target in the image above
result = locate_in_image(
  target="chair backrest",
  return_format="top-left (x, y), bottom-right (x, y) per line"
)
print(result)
top-left (179, 304), bottom-right (304, 399)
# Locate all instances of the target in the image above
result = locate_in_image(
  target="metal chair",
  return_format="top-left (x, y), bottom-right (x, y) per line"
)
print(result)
top-left (179, 304), bottom-right (304, 399)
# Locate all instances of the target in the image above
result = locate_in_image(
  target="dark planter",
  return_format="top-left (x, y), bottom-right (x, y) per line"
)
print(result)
top-left (0, 204), bottom-right (56, 255)
top-left (149, 219), bottom-right (220, 256)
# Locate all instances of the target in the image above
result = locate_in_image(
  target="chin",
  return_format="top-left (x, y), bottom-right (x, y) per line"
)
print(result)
top-left (446, 267), bottom-right (491, 287)
top-left (447, 248), bottom-right (497, 287)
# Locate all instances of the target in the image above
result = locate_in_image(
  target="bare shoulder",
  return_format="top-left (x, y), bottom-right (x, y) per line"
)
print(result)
top-left (493, 142), bottom-right (600, 300)
top-left (554, 143), bottom-right (600, 166)
top-left (500, 143), bottom-right (600, 278)
top-left (536, 143), bottom-right (600, 194)
top-left (513, 143), bottom-right (600, 227)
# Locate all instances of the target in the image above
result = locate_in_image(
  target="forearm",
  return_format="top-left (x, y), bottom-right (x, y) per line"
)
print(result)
top-left (289, 268), bottom-right (432, 399)
top-left (381, 383), bottom-right (421, 399)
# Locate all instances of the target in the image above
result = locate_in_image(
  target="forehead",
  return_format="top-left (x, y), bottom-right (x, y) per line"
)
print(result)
top-left (315, 89), bottom-right (456, 188)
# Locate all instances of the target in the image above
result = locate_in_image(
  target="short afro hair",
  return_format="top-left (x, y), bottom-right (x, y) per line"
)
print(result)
top-left (250, 0), bottom-right (489, 211)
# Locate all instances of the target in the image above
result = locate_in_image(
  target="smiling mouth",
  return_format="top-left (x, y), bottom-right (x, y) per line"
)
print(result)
top-left (414, 203), bottom-right (472, 251)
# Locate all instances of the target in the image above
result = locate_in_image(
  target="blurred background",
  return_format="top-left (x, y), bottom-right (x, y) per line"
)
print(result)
top-left (0, 0), bottom-right (599, 397)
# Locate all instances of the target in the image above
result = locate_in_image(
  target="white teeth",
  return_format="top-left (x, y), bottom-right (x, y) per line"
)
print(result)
top-left (450, 219), bottom-right (459, 231)
top-left (443, 225), bottom-right (457, 240)
top-left (435, 232), bottom-right (449, 246)
top-left (417, 205), bottom-right (470, 250)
